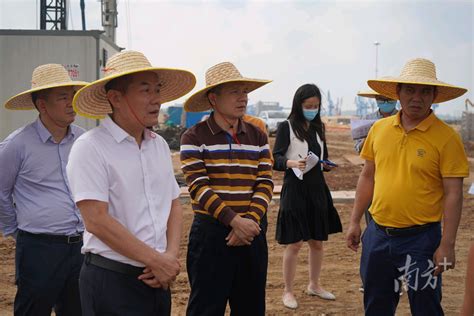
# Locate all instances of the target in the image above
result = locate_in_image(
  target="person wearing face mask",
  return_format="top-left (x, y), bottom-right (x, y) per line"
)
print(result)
top-left (354, 89), bottom-right (398, 153)
top-left (67, 50), bottom-right (196, 315)
top-left (0, 64), bottom-right (88, 316)
top-left (273, 83), bottom-right (342, 309)
top-left (347, 58), bottom-right (468, 316)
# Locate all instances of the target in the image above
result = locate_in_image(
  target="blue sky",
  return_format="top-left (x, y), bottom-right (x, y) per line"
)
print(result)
top-left (1, 0), bottom-right (472, 115)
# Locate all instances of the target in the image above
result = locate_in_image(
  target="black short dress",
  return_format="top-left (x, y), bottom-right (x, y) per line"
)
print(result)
top-left (273, 120), bottom-right (342, 244)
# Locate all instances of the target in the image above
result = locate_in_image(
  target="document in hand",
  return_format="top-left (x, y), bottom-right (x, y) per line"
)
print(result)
top-left (292, 151), bottom-right (319, 180)
top-left (350, 119), bottom-right (378, 140)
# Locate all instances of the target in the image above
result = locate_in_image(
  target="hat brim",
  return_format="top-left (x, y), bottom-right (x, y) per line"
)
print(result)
top-left (73, 67), bottom-right (196, 119)
top-left (357, 90), bottom-right (396, 100)
top-left (4, 82), bottom-right (89, 110)
top-left (184, 78), bottom-right (272, 112)
top-left (368, 77), bottom-right (467, 103)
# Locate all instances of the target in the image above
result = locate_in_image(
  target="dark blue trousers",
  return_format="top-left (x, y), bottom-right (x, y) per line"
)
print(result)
top-left (14, 231), bottom-right (83, 316)
top-left (361, 220), bottom-right (443, 316)
top-left (79, 260), bottom-right (171, 316)
top-left (186, 214), bottom-right (268, 316)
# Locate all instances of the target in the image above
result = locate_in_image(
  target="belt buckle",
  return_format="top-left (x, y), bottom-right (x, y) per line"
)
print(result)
top-left (67, 234), bottom-right (82, 244)
top-left (384, 227), bottom-right (395, 237)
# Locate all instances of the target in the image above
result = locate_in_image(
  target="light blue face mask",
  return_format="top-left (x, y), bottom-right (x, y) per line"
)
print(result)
top-left (303, 109), bottom-right (319, 121)
top-left (377, 100), bottom-right (397, 113)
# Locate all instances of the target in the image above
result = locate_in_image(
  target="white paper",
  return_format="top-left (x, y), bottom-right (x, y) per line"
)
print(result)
top-left (292, 151), bottom-right (319, 180)
top-left (469, 183), bottom-right (474, 195)
top-left (350, 119), bottom-right (378, 140)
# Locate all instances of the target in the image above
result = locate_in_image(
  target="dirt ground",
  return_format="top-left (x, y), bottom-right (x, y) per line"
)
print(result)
top-left (1, 127), bottom-right (473, 315)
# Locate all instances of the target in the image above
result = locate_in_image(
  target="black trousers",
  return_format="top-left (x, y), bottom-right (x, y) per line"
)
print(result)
top-left (14, 230), bottom-right (83, 316)
top-left (80, 259), bottom-right (171, 316)
top-left (186, 214), bottom-right (268, 316)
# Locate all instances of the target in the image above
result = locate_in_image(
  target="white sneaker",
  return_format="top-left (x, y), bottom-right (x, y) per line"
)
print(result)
top-left (282, 292), bottom-right (298, 309)
top-left (307, 287), bottom-right (336, 300)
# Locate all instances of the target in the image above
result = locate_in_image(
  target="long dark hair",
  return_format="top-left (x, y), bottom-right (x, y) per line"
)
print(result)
top-left (288, 83), bottom-right (325, 142)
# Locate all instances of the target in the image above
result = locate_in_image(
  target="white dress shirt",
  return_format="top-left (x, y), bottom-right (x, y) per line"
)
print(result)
top-left (67, 116), bottom-right (180, 267)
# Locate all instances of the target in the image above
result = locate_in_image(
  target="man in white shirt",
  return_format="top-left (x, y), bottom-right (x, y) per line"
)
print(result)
top-left (66, 50), bottom-right (196, 315)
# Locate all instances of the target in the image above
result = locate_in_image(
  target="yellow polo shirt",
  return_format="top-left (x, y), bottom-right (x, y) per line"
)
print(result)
top-left (361, 111), bottom-right (469, 228)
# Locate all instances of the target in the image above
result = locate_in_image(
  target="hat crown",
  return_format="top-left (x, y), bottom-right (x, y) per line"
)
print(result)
top-left (103, 50), bottom-right (153, 78)
top-left (31, 64), bottom-right (72, 89)
top-left (205, 62), bottom-right (243, 86)
top-left (400, 58), bottom-right (437, 80)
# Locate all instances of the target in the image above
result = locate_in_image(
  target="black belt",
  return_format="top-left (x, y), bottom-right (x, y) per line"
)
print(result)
top-left (374, 221), bottom-right (439, 237)
top-left (19, 230), bottom-right (83, 244)
top-left (85, 253), bottom-right (144, 277)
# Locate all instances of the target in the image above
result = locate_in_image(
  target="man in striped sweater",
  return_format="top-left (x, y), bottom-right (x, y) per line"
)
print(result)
top-left (181, 62), bottom-right (273, 316)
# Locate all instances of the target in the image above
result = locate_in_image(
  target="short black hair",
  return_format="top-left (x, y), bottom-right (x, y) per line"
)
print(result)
top-left (31, 89), bottom-right (51, 109)
top-left (105, 74), bottom-right (133, 94)
top-left (207, 84), bottom-right (223, 97)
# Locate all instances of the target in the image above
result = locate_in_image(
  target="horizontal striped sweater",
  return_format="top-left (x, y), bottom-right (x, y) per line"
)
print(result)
top-left (180, 115), bottom-right (274, 226)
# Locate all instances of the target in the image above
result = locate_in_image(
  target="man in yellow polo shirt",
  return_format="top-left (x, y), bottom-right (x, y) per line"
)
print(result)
top-left (346, 58), bottom-right (468, 316)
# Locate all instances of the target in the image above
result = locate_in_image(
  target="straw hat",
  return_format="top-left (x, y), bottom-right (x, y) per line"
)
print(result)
top-left (73, 50), bottom-right (196, 119)
top-left (368, 58), bottom-right (467, 103)
top-left (356, 88), bottom-right (392, 100)
top-left (357, 88), bottom-right (381, 99)
top-left (184, 62), bottom-right (271, 112)
top-left (4, 64), bottom-right (88, 110)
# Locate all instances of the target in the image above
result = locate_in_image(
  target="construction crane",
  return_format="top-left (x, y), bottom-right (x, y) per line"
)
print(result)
top-left (466, 98), bottom-right (474, 111)
top-left (40, 0), bottom-right (67, 30)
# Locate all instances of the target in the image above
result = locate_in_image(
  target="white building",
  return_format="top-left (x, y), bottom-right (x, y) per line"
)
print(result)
top-left (0, 29), bottom-right (121, 140)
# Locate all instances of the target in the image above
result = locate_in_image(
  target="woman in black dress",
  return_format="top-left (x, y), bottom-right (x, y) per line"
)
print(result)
top-left (273, 84), bottom-right (342, 309)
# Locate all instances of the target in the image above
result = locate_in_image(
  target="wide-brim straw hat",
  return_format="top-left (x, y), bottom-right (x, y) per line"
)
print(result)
top-left (357, 88), bottom-right (393, 100)
top-left (184, 62), bottom-right (271, 112)
top-left (73, 50), bottom-right (196, 119)
top-left (4, 64), bottom-right (88, 110)
top-left (357, 88), bottom-right (379, 98)
top-left (368, 58), bottom-right (467, 103)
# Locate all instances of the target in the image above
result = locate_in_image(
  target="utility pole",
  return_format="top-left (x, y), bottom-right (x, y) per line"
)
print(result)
top-left (374, 41), bottom-right (380, 78)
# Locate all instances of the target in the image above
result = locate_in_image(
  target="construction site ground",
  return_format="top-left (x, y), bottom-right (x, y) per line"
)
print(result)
top-left (1, 127), bottom-right (473, 315)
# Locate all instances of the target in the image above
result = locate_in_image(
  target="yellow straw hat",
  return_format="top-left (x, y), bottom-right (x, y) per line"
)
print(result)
top-left (368, 58), bottom-right (467, 103)
top-left (357, 88), bottom-right (396, 101)
top-left (184, 62), bottom-right (271, 112)
top-left (73, 50), bottom-right (196, 119)
top-left (357, 88), bottom-right (384, 99)
top-left (4, 64), bottom-right (88, 110)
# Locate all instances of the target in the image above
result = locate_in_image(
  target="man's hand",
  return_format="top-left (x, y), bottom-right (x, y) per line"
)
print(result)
top-left (225, 229), bottom-right (247, 246)
top-left (433, 241), bottom-right (456, 276)
top-left (140, 252), bottom-right (181, 289)
top-left (346, 222), bottom-right (362, 252)
top-left (229, 216), bottom-right (260, 245)
top-left (138, 267), bottom-right (162, 288)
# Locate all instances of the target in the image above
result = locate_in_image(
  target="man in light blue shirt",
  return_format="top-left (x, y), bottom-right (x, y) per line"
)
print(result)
top-left (354, 89), bottom-right (398, 154)
top-left (0, 64), bottom-right (87, 316)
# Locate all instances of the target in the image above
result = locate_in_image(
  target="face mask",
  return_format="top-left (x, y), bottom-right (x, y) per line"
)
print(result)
top-left (303, 109), bottom-right (319, 121)
top-left (377, 100), bottom-right (397, 113)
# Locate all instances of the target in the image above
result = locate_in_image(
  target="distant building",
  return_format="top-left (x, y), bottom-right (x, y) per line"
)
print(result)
top-left (254, 101), bottom-right (282, 116)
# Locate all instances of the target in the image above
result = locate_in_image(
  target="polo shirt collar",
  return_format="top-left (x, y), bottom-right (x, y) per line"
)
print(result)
top-left (206, 112), bottom-right (246, 135)
top-left (392, 110), bottom-right (436, 132)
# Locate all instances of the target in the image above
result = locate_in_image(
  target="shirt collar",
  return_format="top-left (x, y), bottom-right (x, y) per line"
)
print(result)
top-left (35, 117), bottom-right (75, 143)
top-left (102, 116), bottom-right (132, 143)
top-left (392, 110), bottom-right (436, 132)
top-left (206, 112), bottom-right (246, 135)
